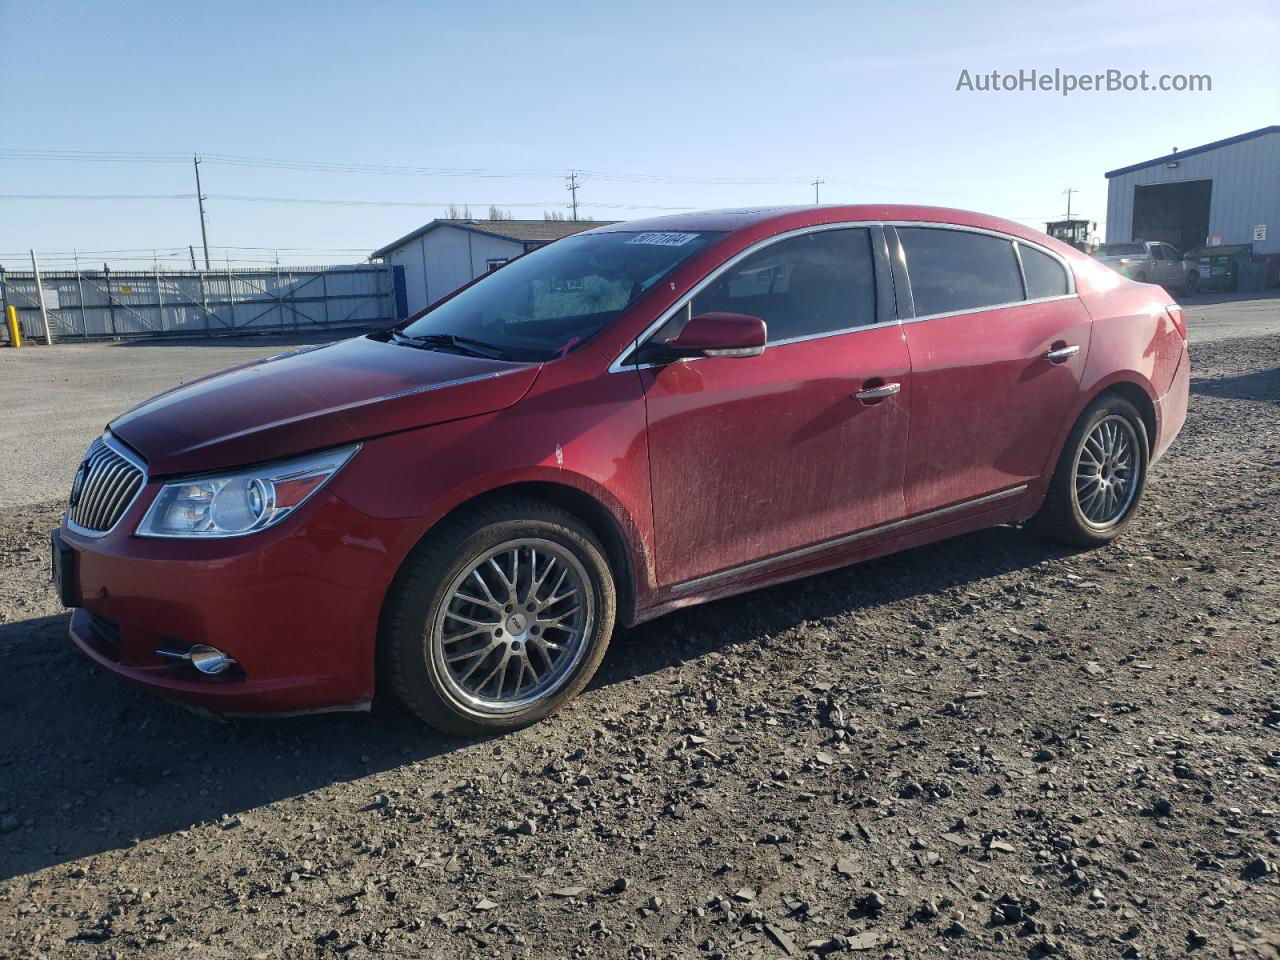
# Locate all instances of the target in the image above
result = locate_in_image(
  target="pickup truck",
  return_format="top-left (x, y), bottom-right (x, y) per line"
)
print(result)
top-left (1094, 241), bottom-right (1200, 295)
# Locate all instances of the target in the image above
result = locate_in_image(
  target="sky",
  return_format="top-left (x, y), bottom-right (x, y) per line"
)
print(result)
top-left (1, 0), bottom-right (1277, 269)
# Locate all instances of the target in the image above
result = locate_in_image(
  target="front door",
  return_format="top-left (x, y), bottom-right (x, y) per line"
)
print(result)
top-left (636, 227), bottom-right (912, 587)
top-left (894, 227), bottom-right (1092, 515)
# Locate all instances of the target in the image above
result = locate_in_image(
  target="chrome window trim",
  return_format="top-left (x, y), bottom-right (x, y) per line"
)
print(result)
top-left (608, 219), bottom-right (1078, 373)
top-left (670, 483), bottom-right (1029, 594)
top-left (608, 220), bottom-right (883, 373)
top-left (65, 432), bottom-right (149, 539)
top-left (888, 220), bottom-right (1076, 297)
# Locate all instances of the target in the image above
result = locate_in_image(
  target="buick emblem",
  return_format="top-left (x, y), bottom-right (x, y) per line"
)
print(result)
top-left (69, 462), bottom-right (88, 507)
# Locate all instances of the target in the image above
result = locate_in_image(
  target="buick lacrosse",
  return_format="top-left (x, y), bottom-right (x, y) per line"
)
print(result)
top-left (52, 205), bottom-right (1190, 734)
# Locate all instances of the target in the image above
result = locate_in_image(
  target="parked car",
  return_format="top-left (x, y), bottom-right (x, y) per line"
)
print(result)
top-left (1094, 240), bottom-right (1200, 295)
top-left (52, 205), bottom-right (1190, 735)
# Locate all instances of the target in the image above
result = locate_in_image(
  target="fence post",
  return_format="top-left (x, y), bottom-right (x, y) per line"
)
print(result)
top-left (225, 260), bottom-right (235, 335)
top-left (154, 260), bottom-right (166, 333)
top-left (30, 250), bottom-right (54, 344)
top-left (73, 252), bottom-right (89, 338)
top-left (274, 261), bottom-right (284, 331)
top-left (384, 259), bottom-right (395, 324)
top-left (0, 266), bottom-right (7, 336)
top-left (320, 267), bottom-right (330, 329)
top-left (197, 268), bottom-right (210, 336)
top-left (103, 264), bottom-right (118, 337)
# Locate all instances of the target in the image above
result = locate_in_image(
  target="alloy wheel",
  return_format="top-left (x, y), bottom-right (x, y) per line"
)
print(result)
top-left (431, 538), bottom-right (593, 716)
top-left (1073, 415), bottom-right (1140, 529)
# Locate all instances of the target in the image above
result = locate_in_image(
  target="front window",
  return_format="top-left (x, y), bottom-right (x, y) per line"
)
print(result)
top-left (400, 230), bottom-right (722, 361)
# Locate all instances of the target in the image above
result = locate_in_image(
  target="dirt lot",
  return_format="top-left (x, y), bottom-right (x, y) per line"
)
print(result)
top-left (1, 334), bottom-right (1278, 959)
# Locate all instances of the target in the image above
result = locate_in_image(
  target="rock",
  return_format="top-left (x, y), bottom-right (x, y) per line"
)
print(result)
top-left (473, 898), bottom-right (498, 912)
top-left (846, 930), bottom-right (882, 951)
top-left (551, 886), bottom-right (586, 898)
top-left (1241, 857), bottom-right (1272, 880)
top-left (0, 815), bottom-right (19, 833)
top-left (733, 887), bottom-right (756, 903)
top-left (1033, 748), bottom-right (1057, 762)
top-left (764, 923), bottom-right (797, 956)
top-left (1151, 797), bottom-right (1173, 817)
top-left (834, 857), bottom-right (857, 878)
top-left (608, 877), bottom-right (630, 894)
top-left (1188, 928), bottom-right (1208, 948)
top-left (858, 891), bottom-right (885, 914)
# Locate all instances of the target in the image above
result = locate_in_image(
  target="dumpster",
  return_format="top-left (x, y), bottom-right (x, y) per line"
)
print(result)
top-left (1184, 243), bottom-right (1253, 292)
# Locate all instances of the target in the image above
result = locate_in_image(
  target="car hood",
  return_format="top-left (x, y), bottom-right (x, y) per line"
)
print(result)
top-left (109, 336), bottom-right (542, 476)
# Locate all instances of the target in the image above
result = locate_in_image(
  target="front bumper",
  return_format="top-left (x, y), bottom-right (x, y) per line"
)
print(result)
top-left (59, 488), bottom-right (409, 715)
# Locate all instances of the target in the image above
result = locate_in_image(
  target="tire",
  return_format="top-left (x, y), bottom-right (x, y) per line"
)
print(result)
top-left (1184, 271), bottom-right (1200, 296)
top-left (381, 499), bottom-right (616, 736)
top-left (1133, 271), bottom-right (1148, 283)
top-left (1029, 395), bottom-right (1149, 547)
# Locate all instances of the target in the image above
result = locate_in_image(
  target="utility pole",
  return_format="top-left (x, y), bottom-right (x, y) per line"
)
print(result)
top-left (189, 244), bottom-right (198, 270)
top-left (1063, 186), bottom-right (1076, 220)
top-left (565, 170), bottom-right (580, 221)
top-left (193, 154), bottom-right (211, 269)
top-left (812, 177), bottom-right (824, 204)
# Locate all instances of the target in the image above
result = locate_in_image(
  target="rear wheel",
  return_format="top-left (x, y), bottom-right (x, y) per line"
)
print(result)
top-left (1029, 395), bottom-right (1149, 547)
top-left (382, 500), bottom-right (616, 736)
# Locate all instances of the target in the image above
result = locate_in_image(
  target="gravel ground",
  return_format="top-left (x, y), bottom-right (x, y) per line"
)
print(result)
top-left (1, 335), bottom-right (1277, 960)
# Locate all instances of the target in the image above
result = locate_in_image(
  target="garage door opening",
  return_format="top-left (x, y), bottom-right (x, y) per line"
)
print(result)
top-left (1131, 179), bottom-right (1212, 253)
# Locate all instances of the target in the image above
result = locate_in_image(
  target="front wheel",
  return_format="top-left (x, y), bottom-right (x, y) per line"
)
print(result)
top-left (381, 500), bottom-right (616, 736)
top-left (1029, 395), bottom-right (1149, 547)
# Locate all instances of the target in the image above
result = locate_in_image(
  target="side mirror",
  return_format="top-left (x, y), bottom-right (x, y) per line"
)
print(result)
top-left (641, 311), bottom-right (766, 363)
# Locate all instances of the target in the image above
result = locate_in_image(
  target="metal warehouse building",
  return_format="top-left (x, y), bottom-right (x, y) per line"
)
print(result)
top-left (371, 218), bottom-right (614, 317)
top-left (1105, 125), bottom-right (1280, 262)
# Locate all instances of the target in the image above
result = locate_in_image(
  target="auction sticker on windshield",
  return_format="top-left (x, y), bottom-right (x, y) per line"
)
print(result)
top-left (626, 232), bottom-right (701, 246)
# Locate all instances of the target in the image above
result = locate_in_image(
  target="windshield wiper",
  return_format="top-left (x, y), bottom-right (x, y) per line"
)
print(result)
top-left (392, 331), bottom-right (509, 360)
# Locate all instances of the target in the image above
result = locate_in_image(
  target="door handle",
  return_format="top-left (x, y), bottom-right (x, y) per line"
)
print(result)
top-left (855, 382), bottom-right (901, 402)
top-left (1044, 344), bottom-right (1080, 363)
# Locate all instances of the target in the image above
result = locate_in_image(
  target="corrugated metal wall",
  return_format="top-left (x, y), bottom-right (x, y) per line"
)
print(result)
top-left (0, 263), bottom-right (396, 341)
top-left (1105, 131), bottom-right (1280, 254)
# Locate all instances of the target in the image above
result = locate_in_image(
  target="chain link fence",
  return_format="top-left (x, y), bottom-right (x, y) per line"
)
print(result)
top-left (0, 262), bottom-right (403, 342)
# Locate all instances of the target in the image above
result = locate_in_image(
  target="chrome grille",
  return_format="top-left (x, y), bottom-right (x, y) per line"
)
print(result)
top-left (68, 435), bottom-right (146, 535)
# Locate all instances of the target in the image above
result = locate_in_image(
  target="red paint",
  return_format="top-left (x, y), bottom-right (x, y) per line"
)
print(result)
top-left (58, 205), bottom-right (1190, 715)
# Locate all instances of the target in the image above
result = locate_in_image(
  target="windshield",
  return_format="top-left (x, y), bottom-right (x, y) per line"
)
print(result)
top-left (399, 230), bottom-right (723, 361)
top-left (1095, 243), bottom-right (1144, 257)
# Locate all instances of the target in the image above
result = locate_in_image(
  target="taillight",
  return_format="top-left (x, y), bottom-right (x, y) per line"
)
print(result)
top-left (1165, 304), bottom-right (1187, 341)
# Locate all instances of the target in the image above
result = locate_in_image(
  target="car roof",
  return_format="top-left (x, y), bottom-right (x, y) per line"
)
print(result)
top-left (588, 205), bottom-right (1080, 256)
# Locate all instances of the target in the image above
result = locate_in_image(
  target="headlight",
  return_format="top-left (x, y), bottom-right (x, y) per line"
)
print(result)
top-left (136, 444), bottom-right (359, 538)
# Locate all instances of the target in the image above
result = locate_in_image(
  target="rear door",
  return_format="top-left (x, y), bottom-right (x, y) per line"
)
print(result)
top-left (637, 226), bottom-right (912, 587)
top-left (892, 226), bottom-right (1092, 516)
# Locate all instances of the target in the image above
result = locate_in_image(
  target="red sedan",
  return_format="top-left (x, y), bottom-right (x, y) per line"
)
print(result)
top-left (52, 205), bottom-right (1190, 734)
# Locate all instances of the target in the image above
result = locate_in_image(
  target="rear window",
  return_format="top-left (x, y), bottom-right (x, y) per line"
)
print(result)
top-left (898, 227), bottom-right (1023, 316)
top-left (1018, 243), bottom-right (1070, 299)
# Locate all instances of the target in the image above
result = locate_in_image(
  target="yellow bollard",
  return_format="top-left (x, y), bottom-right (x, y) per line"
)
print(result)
top-left (5, 304), bottom-right (20, 348)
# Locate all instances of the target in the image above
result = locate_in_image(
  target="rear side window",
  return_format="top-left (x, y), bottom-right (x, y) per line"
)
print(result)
top-left (690, 228), bottom-right (876, 342)
top-left (1018, 243), bottom-right (1070, 298)
top-left (899, 227), bottom-right (1023, 316)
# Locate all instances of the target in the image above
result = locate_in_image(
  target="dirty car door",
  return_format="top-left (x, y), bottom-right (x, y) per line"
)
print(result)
top-left (636, 227), bottom-right (912, 587)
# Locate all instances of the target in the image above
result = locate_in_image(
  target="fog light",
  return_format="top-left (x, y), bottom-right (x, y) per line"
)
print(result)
top-left (158, 644), bottom-right (238, 676)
